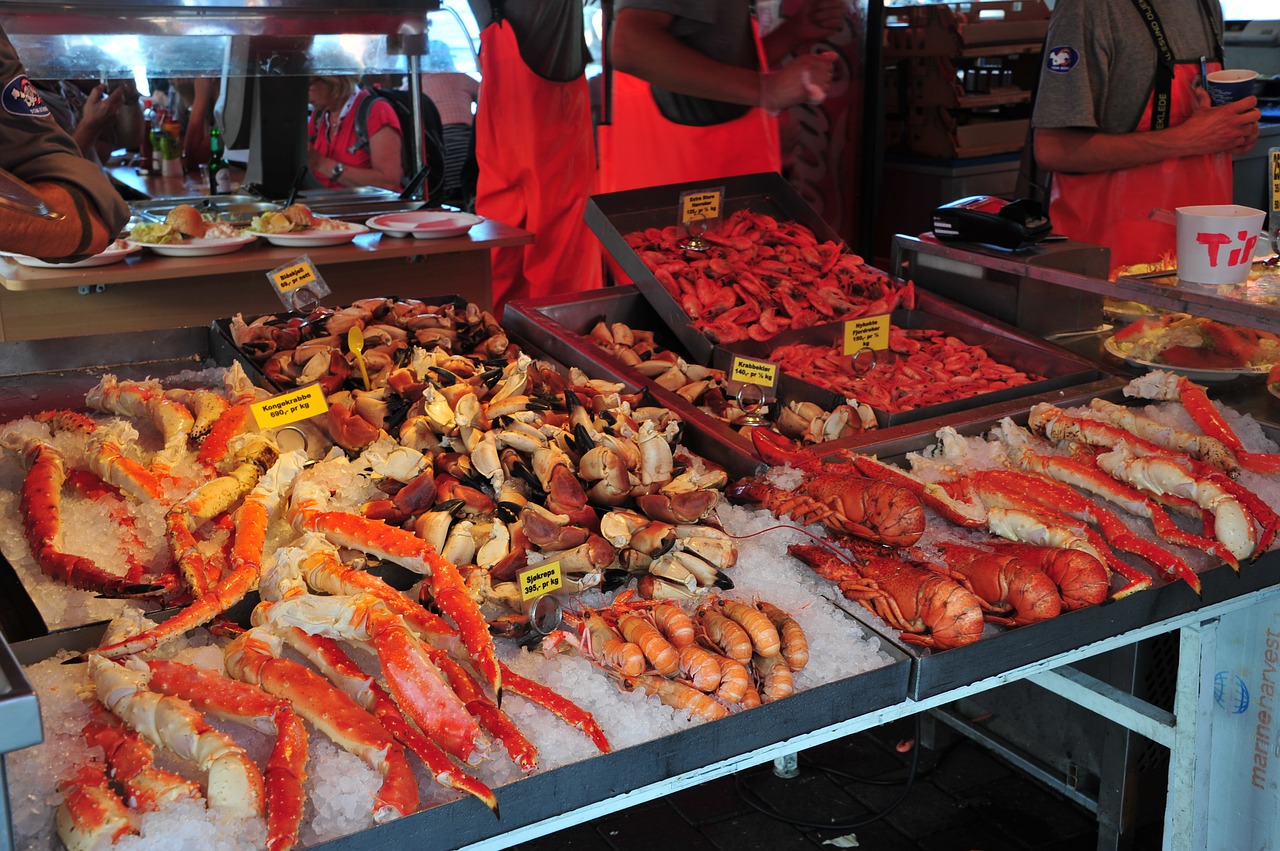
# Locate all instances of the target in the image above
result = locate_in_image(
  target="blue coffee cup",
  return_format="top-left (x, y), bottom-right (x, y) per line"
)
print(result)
top-left (1206, 69), bottom-right (1258, 106)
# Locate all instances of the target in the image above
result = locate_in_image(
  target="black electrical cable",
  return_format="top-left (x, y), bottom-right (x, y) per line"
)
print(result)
top-left (733, 714), bottom-right (924, 832)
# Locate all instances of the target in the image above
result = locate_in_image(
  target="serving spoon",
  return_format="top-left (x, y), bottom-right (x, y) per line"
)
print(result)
top-left (348, 325), bottom-right (372, 391)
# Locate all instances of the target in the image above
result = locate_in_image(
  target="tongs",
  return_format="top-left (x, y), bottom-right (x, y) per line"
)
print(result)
top-left (0, 166), bottom-right (64, 220)
top-left (400, 164), bottom-right (430, 204)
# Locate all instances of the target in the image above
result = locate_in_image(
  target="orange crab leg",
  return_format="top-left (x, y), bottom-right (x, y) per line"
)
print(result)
top-left (282, 626), bottom-right (500, 813)
top-left (976, 470), bottom-right (1204, 596)
top-left (95, 493), bottom-right (270, 659)
top-left (81, 708), bottom-right (201, 812)
top-left (17, 441), bottom-right (139, 596)
top-left (294, 545), bottom-right (609, 754)
top-left (293, 507), bottom-right (501, 698)
top-left (146, 660), bottom-right (307, 851)
top-left (434, 653), bottom-right (537, 771)
top-left (225, 628), bottom-right (419, 823)
top-left (1125, 372), bottom-right (1280, 474)
top-left (55, 760), bottom-right (136, 850)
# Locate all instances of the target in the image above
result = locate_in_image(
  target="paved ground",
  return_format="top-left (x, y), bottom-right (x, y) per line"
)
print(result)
top-left (511, 715), bottom-right (1165, 851)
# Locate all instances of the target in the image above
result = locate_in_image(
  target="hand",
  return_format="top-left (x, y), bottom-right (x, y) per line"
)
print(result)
top-left (785, 0), bottom-right (846, 45)
top-left (1177, 87), bottom-right (1261, 157)
top-left (760, 52), bottom-right (838, 111)
top-left (79, 84), bottom-right (123, 135)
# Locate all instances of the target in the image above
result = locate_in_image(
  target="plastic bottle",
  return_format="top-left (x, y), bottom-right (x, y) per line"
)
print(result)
top-left (207, 127), bottom-right (232, 195)
top-left (139, 98), bottom-right (155, 174)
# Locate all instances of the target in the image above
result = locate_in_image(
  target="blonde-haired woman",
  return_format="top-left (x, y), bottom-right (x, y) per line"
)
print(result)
top-left (307, 75), bottom-right (403, 191)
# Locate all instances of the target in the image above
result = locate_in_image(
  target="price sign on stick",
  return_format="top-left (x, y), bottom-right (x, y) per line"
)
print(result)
top-left (677, 187), bottom-right (724, 250)
top-left (250, 384), bottom-right (329, 430)
top-left (268, 255), bottom-right (331, 312)
top-left (730, 356), bottom-right (778, 388)
top-left (843, 314), bottom-right (890, 355)
top-left (519, 561), bottom-right (563, 601)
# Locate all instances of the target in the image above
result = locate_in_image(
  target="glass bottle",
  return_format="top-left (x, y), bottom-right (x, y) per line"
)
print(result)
top-left (207, 127), bottom-right (232, 195)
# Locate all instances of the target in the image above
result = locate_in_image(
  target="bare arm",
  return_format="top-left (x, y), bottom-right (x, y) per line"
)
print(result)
top-left (611, 9), bottom-right (836, 110)
top-left (0, 180), bottom-right (115, 258)
top-left (310, 125), bottom-right (404, 193)
top-left (1036, 89), bottom-right (1261, 174)
top-left (763, 0), bottom-right (845, 66)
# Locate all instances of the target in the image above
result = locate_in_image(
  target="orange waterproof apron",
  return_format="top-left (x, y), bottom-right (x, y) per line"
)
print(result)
top-left (597, 26), bottom-right (781, 195)
top-left (474, 21), bottom-right (600, 310)
top-left (1048, 2), bottom-right (1230, 273)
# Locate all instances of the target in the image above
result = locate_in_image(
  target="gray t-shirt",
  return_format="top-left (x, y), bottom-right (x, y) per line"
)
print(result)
top-left (1031, 0), bottom-right (1222, 133)
top-left (615, 0), bottom-right (757, 125)
top-left (0, 29), bottom-right (129, 239)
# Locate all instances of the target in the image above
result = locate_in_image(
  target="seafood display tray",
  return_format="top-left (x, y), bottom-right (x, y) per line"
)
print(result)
top-left (6, 612), bottom-right (912, 851)
top-left (586, 171), bottom-right (847, 364)
top-left (851, 399), bottom-right (1280, 701)
top-left (0, 325), bottom-right (272, 644)
top-left (209, 293), bottom-right (470, 390)
top-left (722, 289), bottom-right (1106, 428)
top-left (0, 324), bottom-right (253, 423)
top-left (503, 286), bottom-right (1126, 474)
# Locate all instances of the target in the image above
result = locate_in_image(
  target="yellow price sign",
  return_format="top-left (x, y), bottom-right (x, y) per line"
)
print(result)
top-left (519, 561), bottom-right (563, 601)
top-left (731, 356), bottom-right (777, 387)
top-left (842, 314), bottom-right (891, 356)
top-left (250, 384), bottom-right (329, 430)
top-left (271, 260), bottom-right (319, 293)
top-left (680, 189), bottom-right (722, 225)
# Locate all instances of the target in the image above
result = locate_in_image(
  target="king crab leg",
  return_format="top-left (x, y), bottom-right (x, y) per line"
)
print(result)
top-left (223, 626), bottom-right (419, 823)
top-left (145, 659), bottom-right (307, 851)
top-left (1124, 371), bottom-right (1280, 474)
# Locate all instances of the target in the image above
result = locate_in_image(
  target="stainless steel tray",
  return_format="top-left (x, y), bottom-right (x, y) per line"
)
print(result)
top-left (503, 286), bottom-right (1127, 474)
top-left (586, 171), bottom-right (851, 364)
top-left (842, 395), bottom-right (1280, 700)
top-left (502, 287), bottom-right (765, 481)
top-left (6, 577), bottom-right (911, 850)
top-left (131, 194), bottom-right (280, 226)
top-left (722, 289), bottom-right (1106, 428)
top-left (0, 326), bottom-right (269, 642)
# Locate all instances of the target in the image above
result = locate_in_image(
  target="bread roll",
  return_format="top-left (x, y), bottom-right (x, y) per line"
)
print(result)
top-left (165, 204), bottom-right (208, 238)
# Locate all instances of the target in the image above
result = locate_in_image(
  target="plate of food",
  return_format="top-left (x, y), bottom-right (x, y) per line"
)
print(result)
top-left (366, 210), bottom-right (483, 239)
top-left (247, 203), bottom-right (367, 246)
top-left (127, 203), bottom-right (256, 256)
top-left (8, 239), bottom-right (142, 268)
top-left (1103, 313), bottom-right (1278, 383)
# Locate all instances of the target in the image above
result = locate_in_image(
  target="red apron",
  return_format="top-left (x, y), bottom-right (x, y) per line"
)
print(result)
top-left (474, 21), bottom-right (601, 310)
top-left (597, 27), bottom-right (781, 195)
top-left (1049, 61), bottom-right (1232, 273)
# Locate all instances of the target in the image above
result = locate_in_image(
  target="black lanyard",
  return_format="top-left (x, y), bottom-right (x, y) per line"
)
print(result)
top-left (1129, 0), bottom-right (1177, 130)
top-left (1129, 0), bottom-right (1224, 131)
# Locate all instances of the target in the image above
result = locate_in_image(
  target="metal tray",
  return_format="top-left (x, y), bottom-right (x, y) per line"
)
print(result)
top-left (504, 286), bottom-right (1127, 475)
top-left (6, 586), bottom-right (911, 850)
top-left (841, 394), bottom-right (1280, 700)
top-left (502, 287), bottom-right (764, 481)
top-left (131, 194), bottom-right (281, 226)
top-left (0, 326), bottom-right (269, 642)
top-left (586, 171), bottom-right (850, 364)
top-left (722, 289), bottom-right (1106, 428)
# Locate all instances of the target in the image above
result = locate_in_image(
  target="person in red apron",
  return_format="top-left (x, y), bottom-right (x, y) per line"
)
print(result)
top-left (600, 0), bottom-right (841, 195)
top-left (1031, 0), bottom-right (1260, 274)
top-left (470, 0), bottom-right (600, 311)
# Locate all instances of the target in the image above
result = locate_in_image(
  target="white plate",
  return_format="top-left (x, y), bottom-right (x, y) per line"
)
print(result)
top-left (128, 234), bottom-right (258, 257)
top-left (10, 241), bottom-right (142, 268)
top-left (1103, 336), bottom-right (1271, 384)
top-left (244, 222), bottom-right (368, 247)
top-left (366, 211), bottom-right (483, 239)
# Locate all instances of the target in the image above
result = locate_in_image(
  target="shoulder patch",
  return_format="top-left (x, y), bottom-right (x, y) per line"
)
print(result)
top-left (2, 75), bottom-right (51, 117)
top-left (1045, 46), bottom-right (1080, 74)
